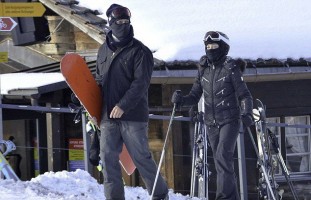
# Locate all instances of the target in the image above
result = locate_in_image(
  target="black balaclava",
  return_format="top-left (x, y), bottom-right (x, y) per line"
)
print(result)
top-left (109, 23), bottom-right (131, 41)
top-left (204, 31), bottom-right (230, 63)
top-left (106, 4), bottom-right (133, 47)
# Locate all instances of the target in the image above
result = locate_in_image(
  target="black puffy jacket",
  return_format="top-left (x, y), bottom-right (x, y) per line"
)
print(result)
top-left (95, 38), bottom-right (153, 122)
top-left (183, 56), bottom-right (253, 126)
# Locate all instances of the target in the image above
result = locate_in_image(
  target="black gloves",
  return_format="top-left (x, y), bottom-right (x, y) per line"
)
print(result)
top-left (171, 90), bottom-right (183, 106)
top-left (241, 113), bottom-right (253, 127)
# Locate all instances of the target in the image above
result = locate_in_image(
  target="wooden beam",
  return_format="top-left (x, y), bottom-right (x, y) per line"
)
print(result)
top-left (33, 43), bottom-right (76, 55)
top-left (149, 139), bottom-right (164, 151)
top-left (46, 101), bottom-right (66, 172)
top-left (39, 0), bottom-right (105, 44)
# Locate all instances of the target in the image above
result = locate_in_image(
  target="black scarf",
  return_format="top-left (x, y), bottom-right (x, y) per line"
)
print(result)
top-left (106, 25), bottom-right (134, 52)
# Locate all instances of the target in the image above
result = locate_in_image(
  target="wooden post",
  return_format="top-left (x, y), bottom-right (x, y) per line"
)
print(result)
top-left (46, 102), bottom-right (65, 172)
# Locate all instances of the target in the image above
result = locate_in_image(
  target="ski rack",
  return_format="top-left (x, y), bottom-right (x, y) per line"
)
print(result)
top-left (0, 140), bottom-right (20, 181)
top-left (247, 99), bottom-right (299, 200)
top-left (190, 111), bottom-right (209, 199)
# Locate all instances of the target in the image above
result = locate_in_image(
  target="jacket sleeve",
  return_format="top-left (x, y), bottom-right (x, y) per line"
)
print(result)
top-left (183, 70), bottom-right (203, 106)
top-left (116, 47), bottom-right (153, 113)
top-left (95, 45), bottom-right (104, 86)
top-left (231, 60), bottom-right (253, 115)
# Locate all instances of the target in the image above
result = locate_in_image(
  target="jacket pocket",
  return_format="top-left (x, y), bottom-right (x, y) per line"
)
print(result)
top-left (119, 57), bottom-right (133, 80)
top-left (99, 56), bottom-right (107, 64)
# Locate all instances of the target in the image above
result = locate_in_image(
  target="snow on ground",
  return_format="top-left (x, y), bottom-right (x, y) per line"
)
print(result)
top-left (0, 169), bottom-right (199, 200)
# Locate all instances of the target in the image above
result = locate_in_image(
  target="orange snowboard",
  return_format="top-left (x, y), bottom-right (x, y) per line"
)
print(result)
top-left (60, 53), bottom-right (136, 175)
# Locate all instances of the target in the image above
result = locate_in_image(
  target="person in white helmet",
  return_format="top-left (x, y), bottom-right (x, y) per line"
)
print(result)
top-left (172, 31), bottom-right (253, 200)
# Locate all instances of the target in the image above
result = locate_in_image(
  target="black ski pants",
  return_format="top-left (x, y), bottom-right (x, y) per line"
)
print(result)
top-left (208, 119), bottom-right (240, 200)
top-left (99, 120), bottom-right (168, 200)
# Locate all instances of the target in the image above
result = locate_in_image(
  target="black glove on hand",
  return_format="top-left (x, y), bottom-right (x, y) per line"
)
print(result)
top-left (171, 90), bottom-right (183, 105)
top-left (241, 113), bottom-right (253, 127)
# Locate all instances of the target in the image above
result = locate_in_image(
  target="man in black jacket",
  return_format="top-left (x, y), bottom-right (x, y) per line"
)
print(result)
top-left (95, 4), bottom-right (168, 200)
top-left (172, 31), bottom-right (253, 200)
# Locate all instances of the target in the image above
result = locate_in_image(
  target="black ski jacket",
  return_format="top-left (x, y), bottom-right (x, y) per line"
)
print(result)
top-left (183, 56), bottom-right (253, 126)
top-left (95, 38), bottom-right (153, 122)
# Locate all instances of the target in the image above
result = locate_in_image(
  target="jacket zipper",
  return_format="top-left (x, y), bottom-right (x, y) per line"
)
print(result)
top-left (211, 64), bottom-right (216, 125)
top-left (202, 77), bottom-right (210, 83)
top-left (107, 47), bottom-right (126, 117)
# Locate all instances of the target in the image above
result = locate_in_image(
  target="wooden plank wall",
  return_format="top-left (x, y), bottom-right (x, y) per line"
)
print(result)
top-left (31, 16), bottom-right (101, 61)
top-left (247, 79), bottom-right (311, 117)
top-left (74, 29), bottom-right (101, 51)
top-left (33, 16), bottom-right (76, 60)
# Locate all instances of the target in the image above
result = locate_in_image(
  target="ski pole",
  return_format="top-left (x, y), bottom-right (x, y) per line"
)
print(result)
top-left (150, 103), bottom-right (177, 199)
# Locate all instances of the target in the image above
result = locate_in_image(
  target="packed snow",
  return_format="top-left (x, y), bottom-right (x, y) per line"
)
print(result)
top-left (0, 170), bottom-right (199, 200)
top-left (77, 0), bottom-right (311, 61)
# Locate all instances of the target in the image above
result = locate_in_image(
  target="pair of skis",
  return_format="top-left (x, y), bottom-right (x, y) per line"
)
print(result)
top-left (190, 111), bottom-right (209, 199)
top-left (189, 99), bottom-right (300, 200)
top-left (0, 140), bottom-right (20, 181)
top-left (247, 99), bottom-right (299, 200)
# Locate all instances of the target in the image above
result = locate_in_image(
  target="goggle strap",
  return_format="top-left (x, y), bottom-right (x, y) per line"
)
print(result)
top-left (218, 34), bottom-right (230, 45)
top-left (205, 33), bottom-right (230, 45)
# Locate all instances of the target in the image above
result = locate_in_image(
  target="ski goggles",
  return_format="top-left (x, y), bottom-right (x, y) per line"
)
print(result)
top-left (203, 31), bottom-right (230, 45)
top-left (110, 7), bottom-right (131, 20)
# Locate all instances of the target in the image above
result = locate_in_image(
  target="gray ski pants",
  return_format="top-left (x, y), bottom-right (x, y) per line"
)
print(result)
top-left (100, 120), bottom-right (168, 200)
top-left (208, 120), bottom-right (241, 200)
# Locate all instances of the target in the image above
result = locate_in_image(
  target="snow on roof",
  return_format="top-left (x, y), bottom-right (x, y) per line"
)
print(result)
top-left (78, 0), bottom-right (311, 61)
top-left (1, 1), bottom-right (311, 96)
top-left (0, 73), bottom-right (64, 95)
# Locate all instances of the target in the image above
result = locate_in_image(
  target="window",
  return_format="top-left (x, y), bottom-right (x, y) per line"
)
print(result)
top-left (267, 116), bottom-right (311, 174)
top-left (285, 116), bottom-right (310, 173)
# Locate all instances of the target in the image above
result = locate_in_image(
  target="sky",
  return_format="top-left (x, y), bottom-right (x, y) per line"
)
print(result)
top-left (77, 0), bottom-right (311, 61)
top-left (0, 169), bottom-right (200, 200)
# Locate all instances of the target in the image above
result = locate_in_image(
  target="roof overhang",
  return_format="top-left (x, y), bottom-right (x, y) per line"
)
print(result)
top-left (1, 65), bottom-right (310, 99)
top-left (39, 0), bottom-right (106, 44)
top-left (0, 73), bottom-right (67, 99)
top-left (151, 66), bottom-right (311, 84)
top-left (4, 81), bottom-right (68, 99)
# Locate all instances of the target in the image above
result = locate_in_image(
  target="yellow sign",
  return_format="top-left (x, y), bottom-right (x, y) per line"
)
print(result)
top-left (0, 3), bottom-right (46, 17)
top-left (0, 52), bottom-right (8, 63)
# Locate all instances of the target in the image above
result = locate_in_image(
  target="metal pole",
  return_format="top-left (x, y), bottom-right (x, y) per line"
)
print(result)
top-left (82, 113), bottom-right (92, 174)
top-left (0, 102), bottom-right (3, 151)
top-left (0, 76), bottom-right (4, 158)
top-left (237, 124), bottom-right (248, 200)
top-left (150, 104), bottom-right (176, 199)
top-left (190, 121), bottom-right (198, 197)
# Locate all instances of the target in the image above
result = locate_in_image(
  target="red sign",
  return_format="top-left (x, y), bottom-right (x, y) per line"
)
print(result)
top-left (0, 17), bottom-right (17, 31)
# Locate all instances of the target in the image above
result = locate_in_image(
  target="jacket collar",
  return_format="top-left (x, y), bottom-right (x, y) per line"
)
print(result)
top-left (207, 56), bottom-right (229, 67)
